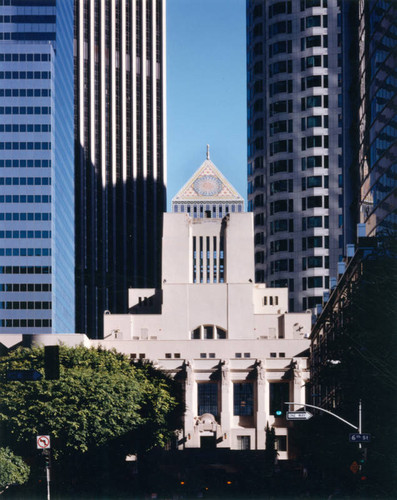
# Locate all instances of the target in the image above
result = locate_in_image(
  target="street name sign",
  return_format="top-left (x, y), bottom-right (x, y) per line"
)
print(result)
top-left (37, 435), bottom-right (51, 449)
top-left (6, 369), bottom-right (42, 381)
top-left (349, 433), bottom-right (371, 443)
top-left (286, 410), bottom-right (313, 421)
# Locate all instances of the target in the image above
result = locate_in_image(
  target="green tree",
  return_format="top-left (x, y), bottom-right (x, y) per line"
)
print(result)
top-left (0, 345), bottom-right (181, 459)
top-left (0, 447), bottom-right (30, 493)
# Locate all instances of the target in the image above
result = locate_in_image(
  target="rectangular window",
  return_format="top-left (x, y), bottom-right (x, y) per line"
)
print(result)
top-left (198, 383), bottom-right (218, 416)
top-left (234, 383), bottom-right (254, 416)
top-left (269, 382), bottom-right (289, 416)
top-left (237, 436), bottom-right (251, 450)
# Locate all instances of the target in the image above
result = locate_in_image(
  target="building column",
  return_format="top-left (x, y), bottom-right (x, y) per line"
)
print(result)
top-left (292, 358), bottom-right (305, 404)
top-left (256, 359), bottom-right (267, 450)
top-left (183, 359), bottom-right (198, 449)
top-left (219, 359), bottom-right (231, 448)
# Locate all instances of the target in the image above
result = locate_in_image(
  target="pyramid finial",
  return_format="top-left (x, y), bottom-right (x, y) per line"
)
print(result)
top-left (206, 144), bottom-right (210, 160)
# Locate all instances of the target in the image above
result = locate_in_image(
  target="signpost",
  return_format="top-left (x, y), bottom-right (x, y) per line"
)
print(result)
top-left (37, 436), bottom-right (51, 500)
top-left (6, 369), bottom-right (42, 381)
top-left (286, 410), bottom-right (313, 421)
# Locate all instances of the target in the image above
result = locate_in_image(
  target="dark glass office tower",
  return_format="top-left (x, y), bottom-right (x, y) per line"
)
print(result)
top-left (74, 0), bottom-right (167, 338)
top-left (0, 0), bottom-right (75, 334)
top-left (246, 0), bottom-right (343, 312)
top-left (343, 0), bottom-right (397, 242)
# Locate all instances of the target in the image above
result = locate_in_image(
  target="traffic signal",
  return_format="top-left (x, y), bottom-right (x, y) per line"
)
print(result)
top-left (43, 449), bottom-right (51, 468)
top-left (44, 345), bottom-right (59, 380)
top-left (275, 410), bottom-right (283, 416)
top-left (358, 448), bottom-right (367, 467)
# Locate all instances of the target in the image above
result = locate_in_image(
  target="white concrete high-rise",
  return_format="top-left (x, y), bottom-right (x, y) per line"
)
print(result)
top-left (74, 0), bottom-right (167, 338)
top-left (246, 0), bottom-right (343, 312)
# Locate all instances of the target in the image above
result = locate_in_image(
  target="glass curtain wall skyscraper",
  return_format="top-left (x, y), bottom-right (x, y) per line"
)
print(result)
top-left (0, 0), bottom-right (75, 334)
top-left (343, 0), bottom-right (397, 243)
top-left (246, 0), bottom-right (343, 312)
top-left (74, 0), bottom-right (167, 338)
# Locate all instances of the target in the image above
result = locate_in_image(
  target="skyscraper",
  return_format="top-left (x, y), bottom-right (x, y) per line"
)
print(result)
top-left (74, 0), bottom-right (167, 338)
top-left (342, 0), bottom-right (397, 243)
top-left (246, 0), bottom-right (343, 312)
top-left (0, 0), bottom-right (75, 334)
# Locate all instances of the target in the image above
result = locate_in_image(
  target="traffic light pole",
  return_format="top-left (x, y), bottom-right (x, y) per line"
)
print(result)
top-left (285, 402), bottom-right (359, 430)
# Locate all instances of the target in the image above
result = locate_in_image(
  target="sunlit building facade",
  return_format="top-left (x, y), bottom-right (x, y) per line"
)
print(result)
top-left (74, 0), bottom-right (167, 338)
top-left (246, 0), bottom-right (343, 312)
top-left (0, 0), bottom-right (74, 334)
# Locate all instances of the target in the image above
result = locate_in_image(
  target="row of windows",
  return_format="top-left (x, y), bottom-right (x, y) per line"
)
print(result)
top-left (0, 142), bottom-right (51, 150)
top-left (301, 75), bottom-right (328, 91)
top-left (0, 283), bottom-right (51, 292)
top-left (301, 54), bottom-right (328, 70)
top-left (0, 33), bottom-right (56, 41)
top-left (302, 175), bottom-right (328, 189)
top-left (270, 179), bottom-right (293, 194)
top-left (269, 40), bottom-right (292, 58)
top-left (0, 248), bottom-right (51, 257)
top-left (268, 1), bottom-right (292, 18)
top-left (300, 15), bottom-right (327, 30)
top-left (0, 301), bottom-right (51, 309)
top-left (301, 0), bottom-right (328, 10)
top-left (269, 99), bottom-right (293, 117)
top-left (302, 196), bottom-right (329, 210)
top-left (302, 236), bottom-right (329, 250)
top-left (198, 383), bottom-right (254, 417)
top-left (0, 266), bottom-right (51, 274)
top-left (0, 195), bottom-right (50, 204)
top-left (173, 204), bottom-right (242, 215)
top-left (269, 59), bottom-right (292, 77)
top-left (270, 119), bottom-right (293, 136)
top-left (302, 94), bottom-right (328, 110)
top-left (270, 139), bottom-right (293, 156)
top-left (269, 20), bottom-right (292, 38)
top-left (301, 135), bottom-right (329, 150)
top-left (0, 106), bottom-right (51, 115)
top-left (269, 79), bottom-right (293, 97)
top-left (0, 159), bottom-right (51, 168)
top-left (302, 296), bottom-right (323, 309)
top-left (270, 199), bottom-right (294, 214)
top-left (301, 115), bottom-right (328, 130)
top-left (0, 124), bottom-right (51, 133)
top-left (302, 256), bottom-right (329, 269)
top-left (0, 230), bottom-right (51, 239)
top-left (270, 159), bottom-right (294, 175)
top-left (303, 276), bottom-right (329, 290)
top-left (0, 177), bottom-right (51, 186)
top-left (0, 15), bottom-right (55, 23)
top-left (0, 319), bottom-right (52, 328)
top-left (270, 239), bottom-right (294, 254)
top-left (0, 71), bottom-right (51, 79)
top-left (0, 213), bottom-right (51, 221)
top-left (301, 35), bottom-right (328, 50)
top-left (302, 155), bottom-right (329, 169)
top-left (0, 88), bottom-right (51, 98)
top-left (269, 256), bottom-right (330, 274)
top-left (270, 218), bottom-right (294, 234)
top-left (0, 53), bottom-right (51, 62)
top-left (191, 325), bottom-right (227, 340)
top-left (302, 215), bottom-right (329, 230)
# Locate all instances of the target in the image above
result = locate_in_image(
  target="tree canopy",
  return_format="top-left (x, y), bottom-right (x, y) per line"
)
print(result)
top-left (0, 345), bottom-right (182, 460)
top-left (0, 447), bottom-right (30, 493)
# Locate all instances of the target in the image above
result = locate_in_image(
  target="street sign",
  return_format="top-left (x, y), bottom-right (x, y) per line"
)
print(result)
top-left (6, 369), bottom-right (42, 381)
top-left (349, 433), bottom-right (371, 443)
top-left (350, 461), bottom-right (359, 474)
top-left (37, 435), bottom-right (51, 449)
top-left (286, 410), bottom-right (313, 421)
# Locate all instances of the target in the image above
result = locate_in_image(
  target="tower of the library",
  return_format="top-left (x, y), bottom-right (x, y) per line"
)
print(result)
top-left (74, 0), bottom-right (167, 337)
top-left (246, 0), bottom-right (343, 312)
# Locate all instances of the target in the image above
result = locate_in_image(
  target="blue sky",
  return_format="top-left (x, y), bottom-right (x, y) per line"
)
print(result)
top-left (166, 0), bottom-right (247, 210)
